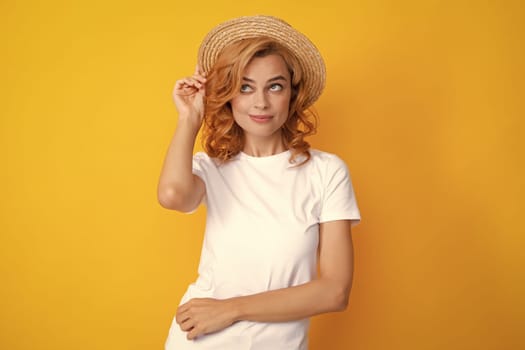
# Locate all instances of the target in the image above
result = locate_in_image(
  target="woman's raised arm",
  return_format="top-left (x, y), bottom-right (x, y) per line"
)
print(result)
top-left (157, 66), bottom-right (207, 212)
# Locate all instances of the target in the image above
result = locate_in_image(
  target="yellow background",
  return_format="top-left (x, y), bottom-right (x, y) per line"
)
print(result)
top-left (1, 0), bottom-right (524, 349)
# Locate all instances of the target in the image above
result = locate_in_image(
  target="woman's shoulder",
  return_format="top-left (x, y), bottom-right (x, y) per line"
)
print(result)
top-left (193, 151), bottom-right (220, 164)
top-left (193, 151), bottom-right (209, 160)
top-left (192, 151), bottom-right (223, 170)
top-left (305, 149), bottom-right (353, 180)
top-left (308, 148), bottom-right (347, 167)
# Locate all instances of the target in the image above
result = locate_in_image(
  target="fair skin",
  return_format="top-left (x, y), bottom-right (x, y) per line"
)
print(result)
top-left (230, 54), bottom-right (291, 156)
top-left (158, 54), bottom-right (354, 341)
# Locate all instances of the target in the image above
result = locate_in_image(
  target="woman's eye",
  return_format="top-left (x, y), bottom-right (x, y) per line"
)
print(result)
top-left (240, 84), bottom-right (253, 93)
top-left (269, 83), bottom-right (283, 92)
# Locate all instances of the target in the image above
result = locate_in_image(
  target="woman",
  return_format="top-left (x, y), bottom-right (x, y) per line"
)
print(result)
top-left (158, 15), bottom-right (361, 350)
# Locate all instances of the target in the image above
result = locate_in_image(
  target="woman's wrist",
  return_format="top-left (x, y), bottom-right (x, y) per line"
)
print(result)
top-left (227, 296), bottom-right (244, 323)
top-left (176, 115), bottom-right (202, 137)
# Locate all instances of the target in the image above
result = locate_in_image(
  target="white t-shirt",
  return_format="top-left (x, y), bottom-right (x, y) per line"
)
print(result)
top-left (165, 149), bottom-right (361, 350)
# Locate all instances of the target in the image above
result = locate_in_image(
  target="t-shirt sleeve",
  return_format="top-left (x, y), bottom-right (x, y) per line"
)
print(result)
top-left (192, 152), bottom-right (206, 182)
top-left (182, 152), bottom-right (207, 214)
top-left (319, 155), bottom-right (361, 227)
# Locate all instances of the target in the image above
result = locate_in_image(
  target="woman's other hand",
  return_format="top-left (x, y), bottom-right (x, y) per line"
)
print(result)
top-left (176, 297), bottom-right (237, 340)
top-left (172, 65), bottom-right (207, 129)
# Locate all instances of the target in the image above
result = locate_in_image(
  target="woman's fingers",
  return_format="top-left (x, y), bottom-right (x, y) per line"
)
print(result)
top-left (191, 74), bottom-right (207, 85)
top-left (194, 65), bottom-right (207, 77)
top-left (187, 327), bottom-right (200, 340)
top-left (175, 304), bottom-right (190, 324)
top-left (178, 78), bottom-right (201, 89)
top-left (179, 317), bottom-right (194, 332)
top-left (174, 298), bottom-right (233, 340)
top-left (172, 67), bottom-right (207, 115)
top-left (174, 64), bottom-right (207, 96)
top-left (192, 66), bottom-right (208, 84)
top-left (194, 64), bottom-right (201, 76)
top-left (176, 303), bottom-right (196, 333)
top-left (175, 76), bottom-right (206, 91)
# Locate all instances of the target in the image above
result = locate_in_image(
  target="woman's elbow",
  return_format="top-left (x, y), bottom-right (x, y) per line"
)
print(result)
top-left (158, 186), bottom-right (177, 209)
top-left (157, 186), bottom-right (192, 211)
top-left (330, 284), bottom-right (351, 312)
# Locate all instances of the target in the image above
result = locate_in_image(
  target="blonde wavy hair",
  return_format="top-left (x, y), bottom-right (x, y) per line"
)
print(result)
top-left (202, 37), bottom-right (318, 165)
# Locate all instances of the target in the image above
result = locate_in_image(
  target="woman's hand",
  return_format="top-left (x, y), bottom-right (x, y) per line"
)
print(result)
top-left (176, 297), bottom-right (238, 340)
top-left (172, 65), bottom-right (207, 129)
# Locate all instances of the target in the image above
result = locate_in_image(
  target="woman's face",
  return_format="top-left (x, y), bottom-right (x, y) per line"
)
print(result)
top-left (230, 54), bottom-right (292, 142)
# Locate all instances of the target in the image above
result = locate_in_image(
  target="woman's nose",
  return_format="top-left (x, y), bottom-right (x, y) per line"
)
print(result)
top-left (253, 90), bottom-right (269, 109)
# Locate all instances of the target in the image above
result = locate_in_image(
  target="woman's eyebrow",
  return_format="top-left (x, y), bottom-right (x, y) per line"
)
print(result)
top-left (242, 75), bottom-right (288, 83)
top-left (268, 75), bottom-right (287, 83)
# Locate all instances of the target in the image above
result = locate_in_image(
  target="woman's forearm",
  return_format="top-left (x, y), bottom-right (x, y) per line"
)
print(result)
top-left (176, 222), bottom-right (354, 340)
top-left (230, 278), bottom-right (349, 323)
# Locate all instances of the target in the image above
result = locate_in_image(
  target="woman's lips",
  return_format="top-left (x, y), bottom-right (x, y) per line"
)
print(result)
top-left (249, 114), bottom-right (273, 123)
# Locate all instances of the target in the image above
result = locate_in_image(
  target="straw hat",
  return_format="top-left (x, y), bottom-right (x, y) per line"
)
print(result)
top-left (197, 15), bottom-right (326, 108)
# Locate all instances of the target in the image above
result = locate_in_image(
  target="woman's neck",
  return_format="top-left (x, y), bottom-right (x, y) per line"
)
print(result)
top-left (242, 135), bottom-right (287, 157)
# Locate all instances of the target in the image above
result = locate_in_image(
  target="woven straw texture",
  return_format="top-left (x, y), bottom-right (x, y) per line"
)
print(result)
top-left (197, 15), bottom-right (326, 108)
